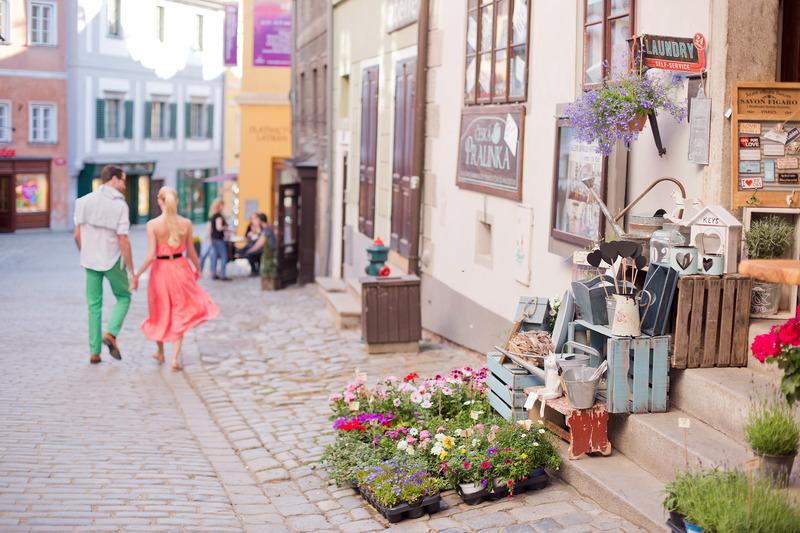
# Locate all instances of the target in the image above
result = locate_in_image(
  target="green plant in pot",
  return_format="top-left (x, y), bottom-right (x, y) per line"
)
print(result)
top-left (260, 236), bottom-right (278, 291)
top-left (744, 398), bottom-right (800, 488)
top-left (744, 215), bottom-right (794, 316)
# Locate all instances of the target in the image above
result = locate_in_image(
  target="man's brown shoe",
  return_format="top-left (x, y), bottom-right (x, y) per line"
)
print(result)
top-left (102, 333), bottom-right (122, 360)
top-left (90, 354), bottom-right (101, 364)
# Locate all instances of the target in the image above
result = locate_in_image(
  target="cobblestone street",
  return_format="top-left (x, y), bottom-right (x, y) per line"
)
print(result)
top-left (0, 230), bottom-right (645, 532)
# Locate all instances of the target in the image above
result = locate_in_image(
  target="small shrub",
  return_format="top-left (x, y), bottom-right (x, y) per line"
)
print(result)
top-left (744, 399), bottom-right (800, 456)
top-left (744, 216), bottom-right (794, 260)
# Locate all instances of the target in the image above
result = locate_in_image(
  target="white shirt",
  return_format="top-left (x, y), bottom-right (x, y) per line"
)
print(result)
top-left (74, 185), bottom-right (130, 271)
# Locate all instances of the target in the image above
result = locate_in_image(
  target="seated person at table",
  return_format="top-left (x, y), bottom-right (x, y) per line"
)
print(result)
top-left (244, 213), bottom-right (277, 276)
top-left (243, 213), bottom-right (262, 246)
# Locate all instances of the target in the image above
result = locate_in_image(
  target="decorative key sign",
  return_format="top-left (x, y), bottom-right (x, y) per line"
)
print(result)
top-left (635, 33), bottom-right (707, 73)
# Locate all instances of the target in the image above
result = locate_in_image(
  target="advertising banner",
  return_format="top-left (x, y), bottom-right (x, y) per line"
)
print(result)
top-left (223, 3), bottom-right (238, 66)
top-left (253, 0), bottom-right (291, 67)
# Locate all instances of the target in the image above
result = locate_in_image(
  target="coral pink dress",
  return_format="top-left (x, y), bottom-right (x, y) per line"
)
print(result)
top-left (141, 242), bottom-right (219, 342)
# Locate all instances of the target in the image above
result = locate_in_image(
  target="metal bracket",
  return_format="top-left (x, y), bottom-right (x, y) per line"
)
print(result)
top-left (648, 111), bottom-right (667, 157)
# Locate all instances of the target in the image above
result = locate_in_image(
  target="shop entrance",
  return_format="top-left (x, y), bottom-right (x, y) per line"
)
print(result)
top-left (0, 172), bottom-right (14, 232)
top-left (0, 159), bottom-right (51, 231)
top-left (275, 161), bottom-right (299, 287)
top-left (177, 169), bottom-right (219, 223)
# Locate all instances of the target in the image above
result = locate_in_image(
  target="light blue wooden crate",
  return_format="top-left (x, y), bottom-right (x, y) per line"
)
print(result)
top-left (487, 373), bottom-right (527, 408)
top-left (486, 352), bottom-right (541, 421)
top-left (486, 352), bottom-right (541, 391)
top-left (606, 336), bottom-right (669, 414)
top-left (488, 388), bottom-right (527, 422)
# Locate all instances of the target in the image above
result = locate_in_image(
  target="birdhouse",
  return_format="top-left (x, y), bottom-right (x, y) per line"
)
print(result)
top-left (684, 206), bottom-right (742, 273)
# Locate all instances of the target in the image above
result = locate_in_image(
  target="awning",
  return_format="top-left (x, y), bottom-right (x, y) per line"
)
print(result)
top-left (203, 173), bottom-right (238, 183)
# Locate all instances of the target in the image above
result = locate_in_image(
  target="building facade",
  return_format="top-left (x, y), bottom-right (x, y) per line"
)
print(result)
top-left (66, 0), bottom-right (225, 224)
top-left (0, 0), bottom-right (69, 232)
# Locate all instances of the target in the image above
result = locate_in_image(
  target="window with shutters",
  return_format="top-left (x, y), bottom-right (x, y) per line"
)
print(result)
top-left (29, 1), bottom-right (56, 46)
top-left (107, 0), bottom-right (121, 37)
top-left (29, 103), bottom-right (56, 143)
top-left (150, 100), bottom-right (170, 139)
top-left (189, 102), bottom-right (206, 138)
top-left (465, 0), bottom-right (530, 105)
top-left (390, 57), bottom-right (417, 256)
top-left (582, 0), bottom-right (634, 87)
top-left (104, 97), bottom-right (123, 139)
top-left (0, 101), bottom-right (11, 143)
top-left (358, 66), bottom-right (379, 238)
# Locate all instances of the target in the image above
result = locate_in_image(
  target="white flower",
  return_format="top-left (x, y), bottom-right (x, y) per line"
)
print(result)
top-left (441, 386), bottom-right (453, 396)
top-left (517, 419), bottom-right (533, 430)
top-left (533, 441), bottom-right (539, 447)
top-left (471, 439), bottom-right (479, 446)
top-left (410, 391), bottom-right (422, 404)
top-left (397, 440), bottom-right (408, 451)
top-left (422, 393), bottom-right (432, 403)
top-left (409, 428), bottom-right (419, 436)
top-left (420, 401), bottom-right (433, 409)
top-left (431, 444), bottom-right (443, 456)
top-left (435, 433), bottom-right (445, 442)
top-left (446, 376), bottom-right (457, 384)
top-left (406, 447), bottom-right (416, 456)
top-left (539, 428), bottom-right (546, 434)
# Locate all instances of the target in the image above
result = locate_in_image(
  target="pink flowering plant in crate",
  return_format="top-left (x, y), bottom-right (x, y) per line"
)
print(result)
top-left (751, 307), bottom-right (800, 405)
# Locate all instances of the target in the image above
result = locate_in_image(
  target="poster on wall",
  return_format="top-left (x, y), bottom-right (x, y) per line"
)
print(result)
top-left (223, 3), bottom-right (238, 66)
top-left (550, 119), bottom-right (605, 246)
top-left (456, 105), bottom-right (525, 200)
top-left (253, 0), bottom-right (291, 67)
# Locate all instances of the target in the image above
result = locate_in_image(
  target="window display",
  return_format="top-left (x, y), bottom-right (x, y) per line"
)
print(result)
top-left (15, 173), bottom-right (48, 213)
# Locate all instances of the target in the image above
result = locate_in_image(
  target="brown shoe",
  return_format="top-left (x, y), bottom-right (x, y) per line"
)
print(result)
top-left (102, 333), bottom-right (122, 360)
top-left (90, 354), bottom-right (101, 364)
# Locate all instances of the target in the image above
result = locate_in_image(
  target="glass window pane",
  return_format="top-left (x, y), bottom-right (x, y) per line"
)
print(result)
top-left (584, 23), bottom-right (603, 84)
top-left (494, 49), bottom-right (507, 98)
top-left (585, 0), bottom-right (603, 23)
top-left (495, 0), bottom-right (508, 50)
top-left (478, 52), bottom-right (491, 99)
top-left (609, 16), bottom-right (631, 78)
top-left (465, 55), bottom-right (476, 100)
top-left (468, 0), bottom-right (478, 8)
top-left (42, 6), bottom-right (50, 43)
top-left (15, 174), bottom-right (48, 213)
top-left (467, 12), bottom-right (477, 55)
top-left (510, 45), bottom-right (526, 97)
top-left (480, 5), bottom-right (493, 53)
top-left (511, 0), bottom-right (528, 45)
top-left (610, 0), bottom-right (630, 17)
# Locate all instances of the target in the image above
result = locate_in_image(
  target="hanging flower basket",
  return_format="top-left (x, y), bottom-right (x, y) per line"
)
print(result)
top-left (621, 113), bottom-right (648, 133)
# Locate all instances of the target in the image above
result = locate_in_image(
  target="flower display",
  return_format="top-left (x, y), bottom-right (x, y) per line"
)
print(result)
top-left (751, 308), bottom-right (800, 404)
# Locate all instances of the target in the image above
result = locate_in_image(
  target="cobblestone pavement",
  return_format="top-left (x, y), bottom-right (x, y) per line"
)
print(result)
top-left (0, 229), bottom-right (646, 532)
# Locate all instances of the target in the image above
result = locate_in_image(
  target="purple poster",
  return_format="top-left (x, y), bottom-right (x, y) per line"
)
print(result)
top-left (223, 3), bottom-right (238, 66)
top-left (252, 0), bottom-right (291, 67)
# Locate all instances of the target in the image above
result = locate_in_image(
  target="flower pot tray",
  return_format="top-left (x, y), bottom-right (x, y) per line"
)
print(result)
top-left (666, 511), bottom-right (686, 533)
top-left (358, 488), bottom-right (441, 524)
top-left (455, 469), bottom-right (549, 506)
top-left (523, 393), bottom-right (611, 460)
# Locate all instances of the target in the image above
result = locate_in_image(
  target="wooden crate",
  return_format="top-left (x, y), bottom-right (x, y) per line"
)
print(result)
top-left (672, 274), bottom-right (752, 369)
top-left (606, 336), bottom-right (670, 414)
top-left (486, 352), bottom-right (541, 422)
top-left (524, 393), bottom-right (611, 460)
top-left (360, 275), bottom-right (421, 351)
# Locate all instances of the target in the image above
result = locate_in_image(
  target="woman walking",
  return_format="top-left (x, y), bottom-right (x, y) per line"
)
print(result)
top-left (135, 187), bottom-right (219, 370)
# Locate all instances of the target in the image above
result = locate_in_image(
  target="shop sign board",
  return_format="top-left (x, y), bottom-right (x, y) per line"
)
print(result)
top-left (636, 33), bottom-right (706, 73)
top-left (223, 3), bottom-right (238, 66)
top-left (456, 105), bottom-right (524, 200)
top-left (736, 86), bottom-right (800, 118)
top-left (0, 146), bottom-right (16, 158)
top-left (386, 0), bottom-right (419, 33)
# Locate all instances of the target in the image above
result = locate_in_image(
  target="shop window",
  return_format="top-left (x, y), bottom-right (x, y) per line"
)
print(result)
top-left (107, 0), bottom-right (121, 37)
top-left (29, 1), bottom-right (56, 46)
top-left (0, 101), bottom-right (10, 143)
top-left (582, 0), bottom-right (634, 86)
top-left (0, 0), bottom-right (10, 44)
top-left (464, 0), bottom-right (530, 105)
top-left (194, 14), bottom-right (203, 51)
top-left (15, 174), bottom-right (48, 213)
top-left (156, 5), bottom-right (165, 42)
top-left (29, 103), bottom-right (56, 143)
top-left (137, 176), bottom-right (150, 218)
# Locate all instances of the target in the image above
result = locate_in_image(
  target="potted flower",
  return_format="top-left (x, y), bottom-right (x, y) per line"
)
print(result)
top-left (743, 399), bottom-right (800, 487)
top-left (752, 313), bottom-right (800, 406)
top-left (260, 238), bottom-right (279, 291)
top-left (356, 461), bottom-right (443, 523)
top-left (565, 70), bottom-right (686, 156)
top-left (744, 215), bottom-right (794, 316)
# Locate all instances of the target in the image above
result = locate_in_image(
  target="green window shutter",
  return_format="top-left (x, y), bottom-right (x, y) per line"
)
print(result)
top-left (184, 103), bottom-right (192, 138)
top-left (169, 103), bottom-right (177, 138)
top-left (143, 102), bottom-right (152, 139)
top-left (95, 99), bottom-right (105, 139)
top-left (206, 104), bottom-right (214, 139)
top-left (123, 101), bottom-right (133, 139)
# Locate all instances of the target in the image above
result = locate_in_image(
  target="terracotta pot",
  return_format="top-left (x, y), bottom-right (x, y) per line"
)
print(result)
top-left (757, 452), bottom-right (796, 487)
top-left (625, 114), bottom-right (648, 132)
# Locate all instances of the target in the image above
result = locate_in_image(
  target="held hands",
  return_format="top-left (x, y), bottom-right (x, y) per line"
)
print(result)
top-left (128, 272), bottom-right (139, 291)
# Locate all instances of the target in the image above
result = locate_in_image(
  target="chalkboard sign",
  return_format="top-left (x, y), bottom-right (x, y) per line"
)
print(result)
top-left (639, 263), bottom-right (679, 336)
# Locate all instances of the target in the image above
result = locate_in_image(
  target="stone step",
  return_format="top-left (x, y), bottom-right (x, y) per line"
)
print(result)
top-left (609, 409), bottom-right (750, 484)
top-left (316, 276), bottom-right (346, 294)
top-left (671, 367), bottom-right (785, 444)
top-left (555, 441), bottom-right (668, 532)
top-left (321, 291), bottom-right (361, 330)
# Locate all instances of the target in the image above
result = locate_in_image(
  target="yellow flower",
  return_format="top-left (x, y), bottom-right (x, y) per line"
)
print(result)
top-left (439, 451), bottom-right (448, 460)
top-left (521, 453), bottom-right (527, 459)
top-left (460, 448), bottom-right (467, 454)
top-left (442, 436), bottom-right (455, 449)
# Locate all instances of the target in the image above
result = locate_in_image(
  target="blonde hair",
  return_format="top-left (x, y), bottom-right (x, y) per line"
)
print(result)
top-left (158, 187), bottom-right (184, 247)
top-left (209, 198), bottom-right (223, 217)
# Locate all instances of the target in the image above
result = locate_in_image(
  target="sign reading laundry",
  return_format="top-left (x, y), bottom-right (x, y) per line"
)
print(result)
top-left (635, 33), bottom-right (707, 73)
top-left (457, 105), bottom-right (525, 200)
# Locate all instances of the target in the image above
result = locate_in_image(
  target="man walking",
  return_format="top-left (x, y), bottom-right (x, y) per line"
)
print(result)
top-left (73, 165), bottom-right (138, 364)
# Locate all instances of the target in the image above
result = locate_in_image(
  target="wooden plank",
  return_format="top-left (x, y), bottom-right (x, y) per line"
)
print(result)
top-left (365, 286), bottom-right (380, 344)
top-left (488, 388), bottom-right (526, 421)
top-left (388, 285), bottom-right (400, 343)
top-left (606, 338), bottom-right (631, 414)
top-left (631, 338), bottom-right (651, 413)
top-left (688, 277), bottom-right (707, 368)
top-left (486, 373), bottom-right (527, 407)
top-left (731, 276), bottom-right (753, 366)
top-left (409, 283), bottom-right (422, 341)
top-left (650, 336), bottom-right (670, 412)
top-left (702, 277), bottom-right (722, 367)
top-left (377, 289), bottom-right (389, 344)
top-left (717, 276), bottom-right (737, 366)
top-left (486, 353), bottom-right (540, 390)
top-left (672, 277), bottom-right (694, 368)
top-left (397, 285), bottom-right (410, 342)
top-left (566, 405), bottom-right (612, 459)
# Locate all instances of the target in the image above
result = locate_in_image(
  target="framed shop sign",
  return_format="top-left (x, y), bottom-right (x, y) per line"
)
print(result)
top-left (456, 105), bottom-right (525, 200)
top-left (550, 117), bottom-right (607, 247)
top-left (731, 82), bottom-right (800, 209)
top-left (634, 33), bottom-right (707, 73)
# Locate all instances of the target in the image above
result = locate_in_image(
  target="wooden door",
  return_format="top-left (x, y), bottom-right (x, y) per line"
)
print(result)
top-left (0, 173), bottom-right (15, 232)
top-left (358, 66), bottom-right (379, 237)
top-left (782, 0), bottom-right (800, 81)
top-left (277, 182), bottom-right (300, 287)
top-left (390, 57), bottom-right (417, 257)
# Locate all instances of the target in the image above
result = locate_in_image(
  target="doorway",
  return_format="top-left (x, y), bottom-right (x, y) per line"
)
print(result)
top-left (0, 172), bottom-right (14, 232)
top-left (275, 160), bottom-right (299, 287)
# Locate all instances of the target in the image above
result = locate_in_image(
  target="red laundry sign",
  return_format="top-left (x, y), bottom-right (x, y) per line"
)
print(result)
top-left (636, 33), bottom-right (706, 73)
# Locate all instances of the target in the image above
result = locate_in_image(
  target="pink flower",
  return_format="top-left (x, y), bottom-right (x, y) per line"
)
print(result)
top-left (777, 319), bottom-right (800, 346)
top-left (328, 393), bottom-right (342, 402)
top-left (463, 461), bottom-right (471, 469)
top-left (752, 331), bottom-right (780, 363)
top-left (419, 430), bottom-right (430, 439)
top-left (406, 436), bottom-right (417, 445)
top-left (481, 461), bottom-right (490, 470)
top-left (343, 392), bottom-right (356, 403)
top-left (393, 398), bottom-right (401, 407)
top-left (475, 423), bottom-right (484, 433)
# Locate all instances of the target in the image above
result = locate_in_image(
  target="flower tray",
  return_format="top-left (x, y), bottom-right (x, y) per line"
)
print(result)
top-left (456, 468), bottom-right (549, 506)
top-left (358, 488), bottom-right (442, 524)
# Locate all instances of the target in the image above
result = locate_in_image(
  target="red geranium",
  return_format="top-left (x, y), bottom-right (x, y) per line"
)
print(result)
top-left (338, 419), bottom-right (366, 431)
top-left (776, 319), bottom-right (800, 346)
top-left (751, 330), bottom-right (781, 363)
top-left (403, 372), bottom-right (419, 382)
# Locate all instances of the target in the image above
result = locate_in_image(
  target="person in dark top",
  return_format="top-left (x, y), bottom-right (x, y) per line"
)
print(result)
top-left (208, 199), bottom-right (231, 281)
top-left (244, 213), bottom-right (276, 276)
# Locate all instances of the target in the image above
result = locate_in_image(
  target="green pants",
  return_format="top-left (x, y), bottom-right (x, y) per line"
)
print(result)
top-left (85, 259), bottom-right (131, 355)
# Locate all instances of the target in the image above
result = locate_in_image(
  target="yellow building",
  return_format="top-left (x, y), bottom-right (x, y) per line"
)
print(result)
top-left (236, 0), bottom-right (292, 229)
